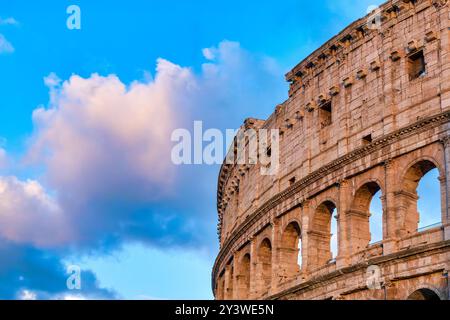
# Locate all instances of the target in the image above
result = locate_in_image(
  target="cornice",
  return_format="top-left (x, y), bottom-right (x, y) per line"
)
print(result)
top-left (285, 0), bottom-right (439, 84)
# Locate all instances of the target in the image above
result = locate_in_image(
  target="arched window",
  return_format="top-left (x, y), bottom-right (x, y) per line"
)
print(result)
top-left (417, 167), bottom-right (441, 230)
top-left (298, 238), bottom-right (302, 268)
top-left (238, 254), bottom-right (251, 299)
top-left (225, 263), bottom-right (234, 300)
top-left (330, 208), bottom-right (338, 259)
top-left (257, 238), bottom-right (272, 295)
top-left (216, 272), bottom-right (225, 300)
top-left (402, 160), bottom-right (442, 234)
top-left (369, 189), bottom-right (383, 244)
top-left (279, 222), bottom-right (301, 281)
top-left (309, 201), bottom-right (338, 269)
top-left (407, 288), bottom-right (441, 300)
top-left (349, 182), bottom-right (383, 253)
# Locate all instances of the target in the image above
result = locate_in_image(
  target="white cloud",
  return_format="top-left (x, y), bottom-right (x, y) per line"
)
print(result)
top-left (0, 34), bottom-right (14, 54)
top-left (0, 148), bottom-right (7, 168)
top-left (19, 289), bottom-right (37, 300)
top-left (0, 17), bottom-right (18, 26)
top-left (0, 17), bottom-right (19, 54)
top-left (0, 176), bottom-right (70, 246)
top-left (202, 48), bottom-right (216, 61)
top-left (0, 40), bottom-right (285, 249)
top-left (61, 294), bottom-right (86, 300)
top-left (31, 61), bottom-right (191, 200)
top-left (44, 72), bottom-right (62, 88)
top-left (22, 59), bottom-right (197, 246)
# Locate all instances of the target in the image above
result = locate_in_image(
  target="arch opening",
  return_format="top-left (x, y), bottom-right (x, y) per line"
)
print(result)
top-left (225, 263), bottom-right (234, 300)
top-left (309, 201), bottom-right (338, 269)
top-left (237, 254), bottom-right (251, 299)
top-left (407, 288), bottom-right (441, 300)
top-left (369, 189), bottom-right (383, 244)
top-left (279, 221), bottom-right (302, 282)
top-left (256, 238), bottom-right (272, 295)
top-left (330, 207), bottom-right (338, 259)
top-left (402, 160), bottom-right (442, 234)
top-left (349, 181), bottom-right (383, 253)
top-left (417, 167), bottom-right (441, 230)
top-left (216, 271), bottom-right (225, 300)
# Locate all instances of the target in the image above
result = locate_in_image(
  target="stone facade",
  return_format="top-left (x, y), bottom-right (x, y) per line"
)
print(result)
top-left (212, 0), bottom-right (450, 300)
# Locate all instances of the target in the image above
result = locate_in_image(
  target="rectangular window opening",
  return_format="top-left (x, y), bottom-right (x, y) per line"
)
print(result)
top-left (289, 177), bottom-right (296, 186)
top-left (362, 134), bottom-right (373, 145)
top-left (319, 101), bottom-right (332, 128)
top-left (408, 50), bottom-right (426, 80)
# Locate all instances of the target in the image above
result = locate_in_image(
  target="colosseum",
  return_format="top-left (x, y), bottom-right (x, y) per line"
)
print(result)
top-left (212, 0), bottom-right (450, 300)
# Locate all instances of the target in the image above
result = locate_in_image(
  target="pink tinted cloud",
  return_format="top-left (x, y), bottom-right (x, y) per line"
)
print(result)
top-left (0, 41), bottom-right (285, 249)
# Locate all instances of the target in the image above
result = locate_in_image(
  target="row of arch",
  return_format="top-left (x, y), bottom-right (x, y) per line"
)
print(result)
top-left (216, 158), bottom-right (445, 300)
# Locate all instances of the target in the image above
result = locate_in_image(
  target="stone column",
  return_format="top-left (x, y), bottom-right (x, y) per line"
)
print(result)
top-left (440, 137), bottom-right (450, 240)
top-left (231, 256), bottom-right (239, 300)
top-left (216, 273), bottom-right (225, 300)
top-left (337, 180), bottom-right (351, 268)
top-left (383, 159), bottom-right (399, 254)
top-left (248, 237), bottom-right (257, 299)
top-left (444, 268), bottom-right (450, 301)
top-left (346, 209), bottom-right (371, 254)
top-left (300, 201), bottom-right (312, 275)
top-left (394, 190), bottom-right (419, 237)
top-left (271, 220), bottom-right (280, 294)
top-left (224, 263), bottom-right (233, 300)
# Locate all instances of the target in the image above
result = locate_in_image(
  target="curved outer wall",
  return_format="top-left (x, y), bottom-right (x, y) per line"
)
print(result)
top-left (213, 0), bottom-right (450, 300)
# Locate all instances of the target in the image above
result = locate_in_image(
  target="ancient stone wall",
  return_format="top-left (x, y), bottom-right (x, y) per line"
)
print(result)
top-left (213, 0), bottom-right (450, 300)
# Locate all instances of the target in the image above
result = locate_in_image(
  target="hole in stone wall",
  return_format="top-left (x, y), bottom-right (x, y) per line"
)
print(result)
top-left (319, 101), bottom-right (332, 128)
top-left (289, 177), bottom-right (296, 186)
top-left (362, 134), bottom-right (373, 145)
top-left (408, 50), bottom-right (426, 80)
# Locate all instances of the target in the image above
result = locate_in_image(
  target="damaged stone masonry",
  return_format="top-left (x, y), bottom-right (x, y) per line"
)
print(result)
top-left (212, 0), bottom-right (450, 300)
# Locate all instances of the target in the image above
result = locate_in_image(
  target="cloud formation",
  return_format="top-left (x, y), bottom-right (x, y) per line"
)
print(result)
top-left (25, 59), bottom-right (196, 248)
top-left (0, 16), bottom-right (18, 54)
top-left (0, 241), bottom-right (116, 299)
top-left (0, 40), bottom-right (286, 298)
top-left (0, 34), bottom-right (14, 54)
top-left (0, 17), bottom-right (18, 26)
top-left (0, 177), bottom-right (69, 247)
top-left (3, 40), bottom-right (285, 250)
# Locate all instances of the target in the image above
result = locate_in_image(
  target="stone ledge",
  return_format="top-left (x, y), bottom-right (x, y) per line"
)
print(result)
top-left (266, 240), bottom-right (450, 300)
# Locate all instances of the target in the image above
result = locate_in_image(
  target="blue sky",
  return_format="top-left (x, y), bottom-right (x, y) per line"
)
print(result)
top-left (2, 0), bottom-right (441, 300)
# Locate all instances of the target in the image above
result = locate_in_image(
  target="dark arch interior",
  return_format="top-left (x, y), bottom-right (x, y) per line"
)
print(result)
top-left (404, 160), bottom-right (438, 193)
top-left (353, 181), bottom-right (381, 212)
top-left (239, 254), bottom-right (250, 299)
top-left (280, 221), bottom-right (302, 279)
top-left (282, 221), bottom-right (301, 248)
top-left (257, 238), bottom-right (272, 294)
top-left (407, 288), bottom-right (441, 300)
top-left (322, 200), bottom-right (337, 214)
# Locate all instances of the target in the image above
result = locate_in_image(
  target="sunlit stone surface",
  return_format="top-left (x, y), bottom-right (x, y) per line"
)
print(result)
top-left (213, 0), bottom-right (450, 300)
